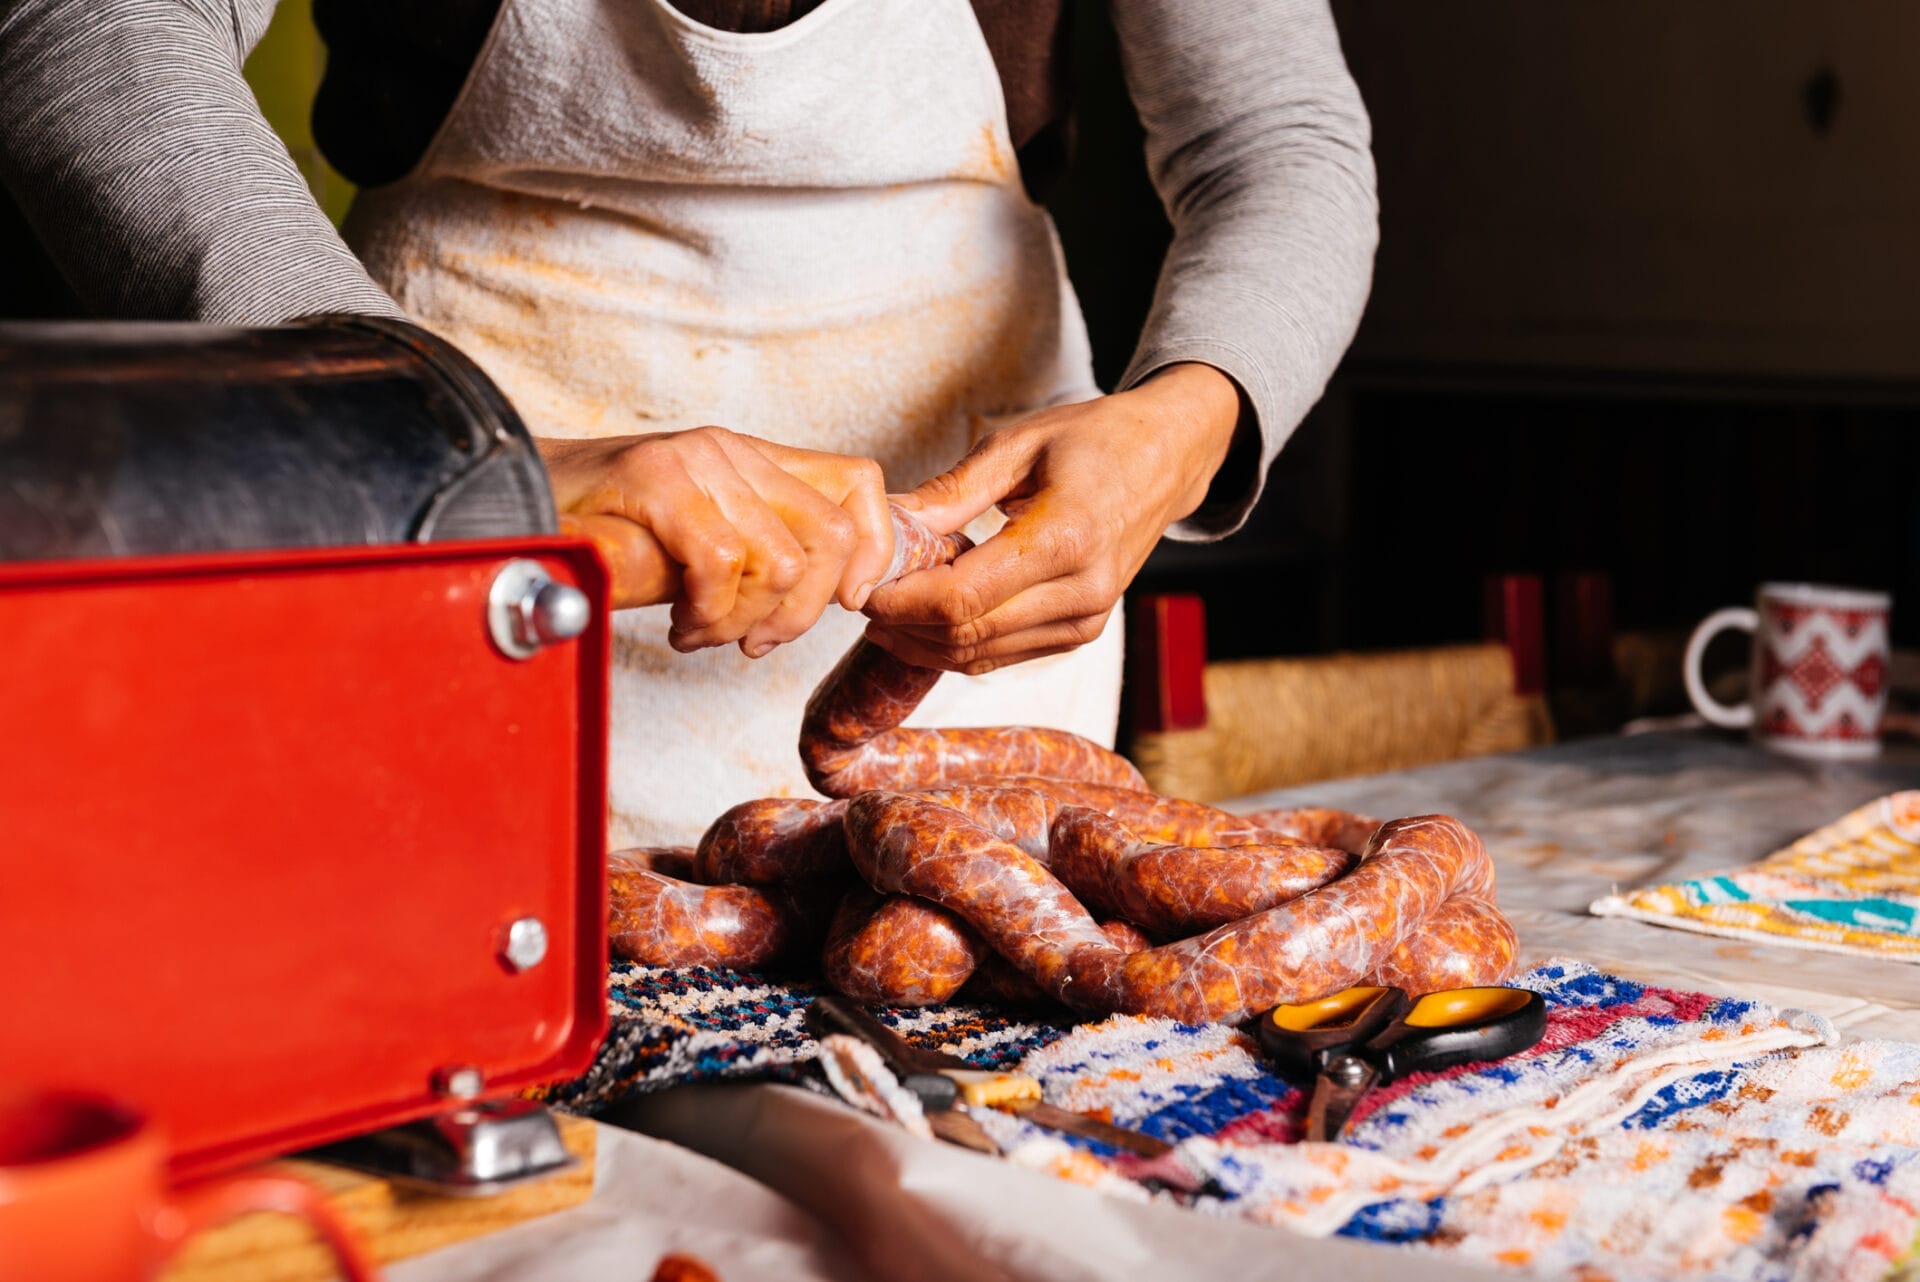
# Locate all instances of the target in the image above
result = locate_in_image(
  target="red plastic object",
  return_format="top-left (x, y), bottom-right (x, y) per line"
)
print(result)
top-left (1483, 574), bottom-right (1546, 696)
top-left (1554, 570), bottom-right (1617, 687)
top-left (1129, 594), bottom-right (1209, 732)
top-left (0, 539), bottom-right (610, 1179)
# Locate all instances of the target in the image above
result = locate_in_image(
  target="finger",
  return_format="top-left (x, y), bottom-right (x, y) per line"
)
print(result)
top-left (625, 466), bottom-right (746, 635)
top-left (872, 562), bottom-right (1112, 644)
top-left (867, 598), bottom-right (1111, 671)
top-left (667, 477), bottom-right (806, 651)
top-left (560, 512), bottom-right (681, 609)
top-left (728, 465), bottom-right (860, 655)
top-left (866, 615), bottom-right (1104, 676)
top-left (866, 504), bottom-right (1104, 627)
top-left (892, 428), bottom-right (1044, 535)
top-left (831, 469), bottom-right (893, 610)
top-left (739, 544), bottom-right (841, 656)
top-left (736, 441), bottom-right (893, 610)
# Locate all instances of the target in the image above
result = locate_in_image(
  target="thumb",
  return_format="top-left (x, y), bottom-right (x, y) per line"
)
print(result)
top-left (895, 430), bottom-right (1042, 534)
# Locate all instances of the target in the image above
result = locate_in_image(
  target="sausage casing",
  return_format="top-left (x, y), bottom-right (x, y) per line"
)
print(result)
top-left (800, 639), bottom-right (1147, 797)
top-left (821, 888), bottom-right (985, 1007)
top-left (845, 799), bottom-right (1503, 1023)
top-left (609, 849), bottom-right (842, 970)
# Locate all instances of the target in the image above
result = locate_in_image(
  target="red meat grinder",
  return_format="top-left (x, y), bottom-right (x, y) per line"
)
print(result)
top-left (0, 318), bottom-right (611, 1192)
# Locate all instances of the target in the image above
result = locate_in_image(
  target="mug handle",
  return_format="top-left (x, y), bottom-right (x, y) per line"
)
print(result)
top-left (1683, 607), bottom-right (1759, 730)
top-left (154, 1171), bottom-right (380, 1281)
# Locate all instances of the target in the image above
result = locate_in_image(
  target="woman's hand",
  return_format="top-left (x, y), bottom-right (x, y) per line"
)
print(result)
top-left (539, 428), bottom-right (893, 656)
top-left (864, 363), bottom-right (1242, 673)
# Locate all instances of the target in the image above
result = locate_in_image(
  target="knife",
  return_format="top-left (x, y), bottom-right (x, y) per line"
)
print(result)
top-left (804, 996), bottom-right (1171, 1158)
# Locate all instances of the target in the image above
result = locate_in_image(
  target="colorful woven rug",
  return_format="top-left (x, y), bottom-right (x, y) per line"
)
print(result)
top-left (539, 961), bottom-right (1073, 1114)
top-left (1591, 791), bottom-right (1920, 961)
top-left (545, 961), bottom-right (1920, 1280)
top-left (956, 962), bottom-right (1920, 1282)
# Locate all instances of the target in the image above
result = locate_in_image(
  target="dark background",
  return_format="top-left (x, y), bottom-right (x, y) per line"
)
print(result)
top-left (1052, 0), bottom-right (1920, 674)
top-left (7, 0), bottom-right (1918, 683)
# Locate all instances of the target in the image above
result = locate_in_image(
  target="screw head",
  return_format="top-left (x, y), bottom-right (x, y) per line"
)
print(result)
top-left (1327, 1056), bottom-right (1371, 1088)
top-left (501, 916), bottom-right (549, 973)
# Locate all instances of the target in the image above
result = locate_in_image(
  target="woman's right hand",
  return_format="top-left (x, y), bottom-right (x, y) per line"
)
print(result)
top-left (539, 428), bottom-right (894, 657)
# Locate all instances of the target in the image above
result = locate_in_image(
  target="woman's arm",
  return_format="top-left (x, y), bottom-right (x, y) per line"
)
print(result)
top-left (0, 3), bottom-right (899, 648)
top-left (0, 0), bottom-right (402, 321)
top-left (1114, 0), bottom-right (1378, 538)
top-left (867, 0), bottom-right (1378, 672)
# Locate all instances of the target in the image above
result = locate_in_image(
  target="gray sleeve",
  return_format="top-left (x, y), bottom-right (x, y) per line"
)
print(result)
top-left (1107, 0), bottom-right (1378, 540)
top-left (0, 0), bottom-right (403, 323)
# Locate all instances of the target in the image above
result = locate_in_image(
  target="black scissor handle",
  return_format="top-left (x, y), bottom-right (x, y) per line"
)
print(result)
top-left (1368, 987), bottom-right (1548, 1081)
top-left (1255, 985), bottom-right (1410, 1080)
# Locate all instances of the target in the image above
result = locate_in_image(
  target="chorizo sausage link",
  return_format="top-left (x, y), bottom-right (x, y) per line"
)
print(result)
top-left (821, 888), bottom-right (986, 1008)
top-left (619, 505), bottom-right (1511, 1014)
top-left (608, 849), bottom-right (843, 970)
top-left (800, 640), bottom-right (1147, 797)
top-left (906, 784), bottom-right (1060, 860)
top-left (883, 505), bottom-right (973, 583)
top-left (800, 506), bottom-right (1144, 797)
top-left (845, 799), bottom-right (1497, 1023)
top-left (694, 787), bottom-right (1058, 893)
top-left (1365, 896), bottom-right (1517, 994)
top-left (961, 919), bottom-right (1154, 1006)
top-left (1086, 813), bottom-right (1499, 1021)
top-left (694, 798), bottom-right (850, 884)
top-left (981, 776), bottom-right (1311, 848)
top-left (1233, 806), bottom-right (1382, 856)
top-left (1044, 806), bottom-right (1355, 936)
top-left (900, 786), bottom-right (1353, 937)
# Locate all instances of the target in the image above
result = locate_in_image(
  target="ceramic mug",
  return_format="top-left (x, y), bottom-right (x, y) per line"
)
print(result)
top-left (1683, 582), bottom-right (1891, 760)
top-left (0, 1089), bottom-right (379, 1282)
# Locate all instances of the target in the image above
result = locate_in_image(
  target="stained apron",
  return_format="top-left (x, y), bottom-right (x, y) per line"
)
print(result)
top-left (344, 0), bottom-right (1122, 843)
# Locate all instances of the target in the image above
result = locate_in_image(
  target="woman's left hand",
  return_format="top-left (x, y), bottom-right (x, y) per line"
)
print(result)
top-left (864, 363), bottom-right (1242, 674)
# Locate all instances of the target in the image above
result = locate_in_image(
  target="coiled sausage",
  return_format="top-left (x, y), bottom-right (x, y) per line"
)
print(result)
top-left (843, 800), bottom-right (1507, 1024)
top-left (610, 504), bottom-right (1516, 1016)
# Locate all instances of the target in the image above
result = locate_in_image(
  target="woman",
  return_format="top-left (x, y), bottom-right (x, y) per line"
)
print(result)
top-left (0, 0), bottom-right (1377, 843)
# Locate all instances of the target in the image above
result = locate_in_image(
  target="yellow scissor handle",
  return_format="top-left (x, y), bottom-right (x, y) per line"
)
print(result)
top-left (1267, 985), bottom-right (1402, 1033)
top-left (1404, 986), bottom-right (1535, 1028)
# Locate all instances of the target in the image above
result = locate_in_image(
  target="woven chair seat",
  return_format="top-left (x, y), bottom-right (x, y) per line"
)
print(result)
top-left (1130, 641), bottom-right (1554, 802)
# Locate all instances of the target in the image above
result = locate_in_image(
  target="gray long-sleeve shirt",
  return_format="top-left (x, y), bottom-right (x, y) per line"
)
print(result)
top-left (0, 0), bottom-right (1376, 537)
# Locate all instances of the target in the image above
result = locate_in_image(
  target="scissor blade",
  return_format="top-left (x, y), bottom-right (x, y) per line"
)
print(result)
top-left (1305, 1058), bottom-right (1379, 1142)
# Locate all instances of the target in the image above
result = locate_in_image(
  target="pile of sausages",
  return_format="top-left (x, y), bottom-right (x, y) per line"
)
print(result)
top-left (609, 510), bottom-right (1517, 1025)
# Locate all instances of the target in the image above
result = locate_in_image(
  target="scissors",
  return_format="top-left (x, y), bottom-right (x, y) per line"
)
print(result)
top-left (1255, 984), bottom-right (1548, 1142)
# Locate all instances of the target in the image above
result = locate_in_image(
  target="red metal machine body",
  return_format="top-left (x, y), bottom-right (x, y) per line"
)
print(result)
top-left (0, 319), bottom-right (611, 1180)
top-left (0, 539), bottom-right (610, 1178)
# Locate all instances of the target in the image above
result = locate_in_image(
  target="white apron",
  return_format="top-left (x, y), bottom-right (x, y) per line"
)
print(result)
top-left (344, 0), bottom-right (1123, 845)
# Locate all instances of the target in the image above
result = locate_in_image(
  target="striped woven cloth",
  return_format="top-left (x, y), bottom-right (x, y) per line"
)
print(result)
top-left (540, 962), bottom-right (1073, 1113)
top-left (964, 961), bottom-right (1920, 1281)
top-left (543, 961), bottom-right (1920, 1279)
top-left (1592, 792), bottom-right (1920, 962)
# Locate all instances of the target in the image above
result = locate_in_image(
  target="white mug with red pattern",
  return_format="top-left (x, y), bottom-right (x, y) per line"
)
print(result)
top-left (1684, 583), bottom-right (1891, 759)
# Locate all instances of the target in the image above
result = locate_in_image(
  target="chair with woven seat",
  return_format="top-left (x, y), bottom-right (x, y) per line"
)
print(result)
top-left (1125, 589), bottom-right (1556, 802)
